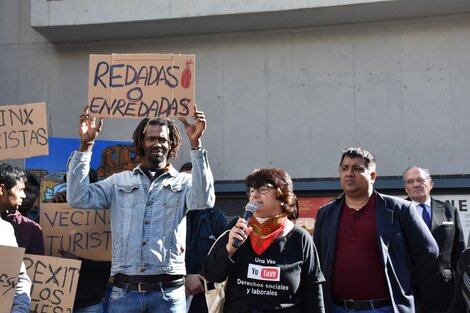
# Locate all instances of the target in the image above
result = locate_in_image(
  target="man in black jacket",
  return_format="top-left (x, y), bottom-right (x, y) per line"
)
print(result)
top-left (403, 166), bottom-right (465, 313)
top-left (180, 162), bottom-right (227, 313)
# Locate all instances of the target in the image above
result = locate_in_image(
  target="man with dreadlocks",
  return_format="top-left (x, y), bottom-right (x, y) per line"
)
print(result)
top-left (66, 105), bottom-right (215, 313)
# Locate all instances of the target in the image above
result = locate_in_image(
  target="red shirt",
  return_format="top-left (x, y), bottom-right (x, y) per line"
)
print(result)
top-left (1, 210), bottom-right (45, 255)
top-left (331, 195), bottom-right (390, 300)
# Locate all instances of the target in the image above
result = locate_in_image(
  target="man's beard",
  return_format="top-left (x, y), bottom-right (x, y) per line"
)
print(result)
top-left (146, 147), bottom-right (168, 164)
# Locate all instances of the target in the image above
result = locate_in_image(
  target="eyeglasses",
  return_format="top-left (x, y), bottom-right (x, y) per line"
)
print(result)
top-left (405, 178), bottom-right (427, 186)
top-left (246, 184), bottom-right (274, 196)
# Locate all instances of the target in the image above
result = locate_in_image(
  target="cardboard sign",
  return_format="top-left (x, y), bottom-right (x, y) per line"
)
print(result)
top-left (88, 53), bottom-right (195, 119)
top-left (40, 203), bottom-right (112, 261)
top-left (0, 102), bottom-right (48, 160)
top-left (24, 254), bottom-right (81, 313)
top-left (0, 245), bottom-right (25, 313)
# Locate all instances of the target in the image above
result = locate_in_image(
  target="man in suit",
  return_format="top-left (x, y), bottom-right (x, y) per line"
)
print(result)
top-left (403, 166), bottom-right (465, 313)
top-left (313, 147), bottom-right (438, 313)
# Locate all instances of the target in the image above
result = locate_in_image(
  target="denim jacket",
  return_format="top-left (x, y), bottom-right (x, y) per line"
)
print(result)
top-left (67, 149), bottom-right (215, 276)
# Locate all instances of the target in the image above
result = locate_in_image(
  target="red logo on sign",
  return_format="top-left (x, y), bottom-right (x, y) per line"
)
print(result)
top-left (181, 59), bottom-right (193, 89)
top-left (261, 268), bottom-right (279, 279)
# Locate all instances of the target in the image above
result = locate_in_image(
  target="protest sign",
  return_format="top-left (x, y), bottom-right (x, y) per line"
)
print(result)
top-left (0, 102), bottom-right (48, 160)
top-left (41, 203), bottom-right (112, 261)
top-left (0, 245), bottom-right (25, 313)
top-left (24, 254), bottom-right (81, 313)
top-left (88, 53), bottom-right (195, 119)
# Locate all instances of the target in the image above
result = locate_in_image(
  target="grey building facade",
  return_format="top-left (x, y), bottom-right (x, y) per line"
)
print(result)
top-left (2, 0), bottom-right (470, 215)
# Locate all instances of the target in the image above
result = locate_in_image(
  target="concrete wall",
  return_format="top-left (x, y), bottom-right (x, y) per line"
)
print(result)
top-left (1, 0), bottom-right (470, 181)
top-left (29, 0), bottom-right (470, 43)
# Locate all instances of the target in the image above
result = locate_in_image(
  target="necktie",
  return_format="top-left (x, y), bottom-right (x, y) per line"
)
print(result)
top-left (419, 203), bottom-right (431, 229)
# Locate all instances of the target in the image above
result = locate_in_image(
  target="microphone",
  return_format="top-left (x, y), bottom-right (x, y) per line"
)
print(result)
top-left (232, 202), bottom-right (258, 248)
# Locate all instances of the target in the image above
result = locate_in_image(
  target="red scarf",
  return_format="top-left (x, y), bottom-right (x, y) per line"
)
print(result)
top-left (248, 214), bottom-right (287, 255)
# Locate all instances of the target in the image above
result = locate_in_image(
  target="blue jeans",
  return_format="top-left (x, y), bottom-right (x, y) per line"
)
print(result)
top-left (107, 284), bottom-right (186, 313)
top-left (73, 303), bottom-right (104, 313)
top-left (332, 303), bottom-right (394, 313)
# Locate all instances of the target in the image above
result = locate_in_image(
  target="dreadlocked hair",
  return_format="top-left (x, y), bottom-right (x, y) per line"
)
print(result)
top-left (132, 118), bottom-right (182, 160)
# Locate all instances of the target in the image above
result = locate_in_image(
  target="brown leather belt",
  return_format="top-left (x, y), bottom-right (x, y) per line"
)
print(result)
top-left (113, 274), bottom-right (184, 292)
top-left (333, 298), bottom-right (392, 311)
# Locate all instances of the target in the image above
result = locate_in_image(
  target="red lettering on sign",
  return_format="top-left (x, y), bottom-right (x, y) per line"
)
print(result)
top-left (261, 268), bottom-right (278, 279)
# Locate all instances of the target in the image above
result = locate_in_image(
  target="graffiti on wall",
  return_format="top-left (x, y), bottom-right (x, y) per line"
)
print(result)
top-left (96, 144), bottom-right (141, 177)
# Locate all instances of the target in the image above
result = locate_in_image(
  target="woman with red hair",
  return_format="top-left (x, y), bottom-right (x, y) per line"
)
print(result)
top-left (203, 168), bottom-right (325, 313)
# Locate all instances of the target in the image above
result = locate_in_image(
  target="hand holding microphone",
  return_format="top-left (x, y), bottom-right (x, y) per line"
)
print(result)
top-left (232, 202), bottom-right (258, 248)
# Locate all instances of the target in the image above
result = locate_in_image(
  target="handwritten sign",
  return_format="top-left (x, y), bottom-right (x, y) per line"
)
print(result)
top-left (0, 102), bottom-right (48, 160)
top-left (88, 53), bottom-right (195, 119)
top-left (40, 203), bottom-right (112, 261)
top-left (0, 245), bottom-right (25, 313)
top-left (24, 254), bottom-right (81, 313)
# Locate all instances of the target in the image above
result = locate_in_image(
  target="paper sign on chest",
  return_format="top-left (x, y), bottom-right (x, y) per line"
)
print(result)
top-left (0, 245), bottom-right (25, 313)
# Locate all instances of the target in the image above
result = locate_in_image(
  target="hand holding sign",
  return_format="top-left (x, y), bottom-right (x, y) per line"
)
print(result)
top-left (59, 249), bottom-right (79, 260)
top-left (79, 105), bottom-right (104, 152)
top-left (179, 104), bottom-right (206, 149)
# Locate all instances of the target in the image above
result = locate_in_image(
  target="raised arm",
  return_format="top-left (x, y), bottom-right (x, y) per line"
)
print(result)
top-left (79, 105), bottom-right (104, 152)
top-left (181, 105), bottom-right (215, 210)
top-left (179, 104), bottom-right (205, 150)
top-left (67, 106), bottom-right (110, 210)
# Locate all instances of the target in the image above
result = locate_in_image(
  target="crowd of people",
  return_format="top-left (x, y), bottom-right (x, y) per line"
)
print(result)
top-left (1, 107), bottom-right (470, 313)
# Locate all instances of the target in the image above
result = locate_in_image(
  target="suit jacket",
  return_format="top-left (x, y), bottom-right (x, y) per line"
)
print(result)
top-left (447, 247), bottom-right (470, 313)
top-left (411, 197), bottom-right (465, 312)
top-left (313, 191), bottom-right (439, 313)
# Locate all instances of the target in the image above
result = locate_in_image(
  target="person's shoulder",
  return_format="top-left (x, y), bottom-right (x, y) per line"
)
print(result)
top-left (188, 207), bottom-right (226, 218)
top-left (15, 212), bottom-right (42, 231)
top-left (431, 197), bottom-right (457, 211)
top-left (109, 168), bottom-right (140, 180)
top-left (319, 200), bottom-right (334, 210)
top-left (289, 224), bottom-right (315, 249)
top-left (379, 192), bottom-right (410, 207)
top-left (186, 208), bottom-right (208, 220)
top-left (118, 168), bottom-right (136, 176)
top-left (211, 207), bottom-right (227, 219)
top-left (17, 213), bottom-right (42, 228)
top-left (319, 194), bottom-right (343, 210)
top-left (292, 224), bottom-right (313, 240)
top-left (459, 248), bottom-right (470, 264)
top-left (0, 218), bottom-right (13, 230)
top-left (0, 219), bottom-right (16, 244)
